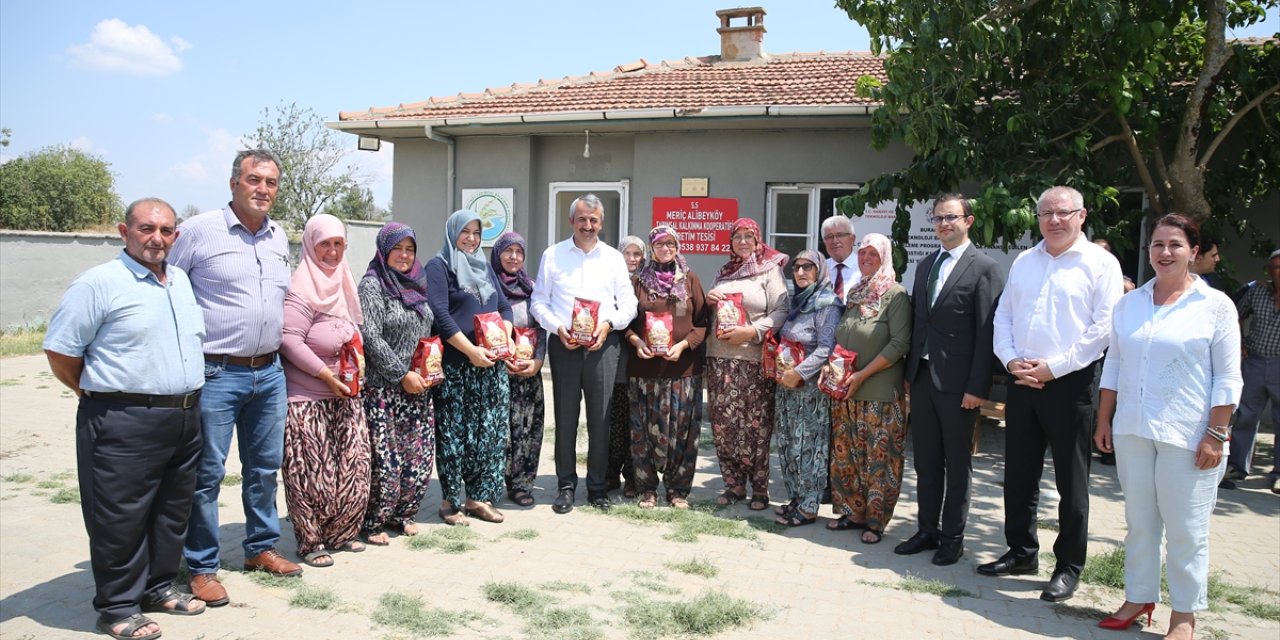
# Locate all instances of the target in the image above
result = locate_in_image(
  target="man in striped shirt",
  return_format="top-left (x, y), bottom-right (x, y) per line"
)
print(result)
top-left (170, 149), bottom-right (302, 607)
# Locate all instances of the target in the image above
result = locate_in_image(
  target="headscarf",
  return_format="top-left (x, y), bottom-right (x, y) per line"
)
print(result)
top-left (291, 213), bottom-right (362, 323)
top-left (618, 235), bottom-right (647, 275)
top-left (716, 218), bottom-right (788, 281)
top-left (844, 233), bottom-right (896, 319)
top-left (437, 209), bottom-right (496, 304)
top-left (490, 231), bottom-right (534, 301)
top-left (365, 222), bottom-right (430, 316)
top-left (786, 249), bottom-right (840, 322)
top-left (634, 225), bottom-right (690, 301)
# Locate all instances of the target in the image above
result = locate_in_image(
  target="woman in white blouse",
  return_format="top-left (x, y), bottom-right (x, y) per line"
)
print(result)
top-left (1093, 214), bottom-right (1242, 639)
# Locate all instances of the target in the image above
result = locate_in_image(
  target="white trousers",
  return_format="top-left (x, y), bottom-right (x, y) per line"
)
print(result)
top-left (1114, 434), bottom-right (1225, 612)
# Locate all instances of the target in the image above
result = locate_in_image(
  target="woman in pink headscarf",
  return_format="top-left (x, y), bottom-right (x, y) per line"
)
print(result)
top-left (279, 214), bottom-right (371, 568)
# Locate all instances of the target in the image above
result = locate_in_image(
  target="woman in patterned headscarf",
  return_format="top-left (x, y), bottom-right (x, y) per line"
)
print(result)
top-left (424, 210), bottom-right (512, 526)
top-left (490, 231), bottom-right (547, 507)
top-left (828, 233), bottom-right (911, 544)
top-left (772, 250), bottom-right (843, 526)
top-left (705, 218), bottom-right (790, 511)
top-left (358, 222), bottom-right (436, 546)
top-left (622, 226), bottom-right (709, 508)
top-left (606, 235), bottom-right (646, 498)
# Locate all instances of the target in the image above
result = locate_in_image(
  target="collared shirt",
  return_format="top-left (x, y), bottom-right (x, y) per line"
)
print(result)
top-left (43, 252), bottom-right (205, 394)
top-left (168, 206), bottom-right (291, 357)
top-left (930, 241), bottom-right (971, 307)
top-left (1100, 276), bottom-right (1242, 451)
top-left (994, 235), bottom-right (1123, 378)
top-left (530, 238), bottom-right (638, 334)
top-left (826, 255), bottom-right (861, 302)
top-left (1238, 280), bottom-right (1280, 357)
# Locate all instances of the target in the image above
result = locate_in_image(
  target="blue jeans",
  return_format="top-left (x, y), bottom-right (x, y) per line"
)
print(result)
top-left (183, 358), bottom-right (287, 574)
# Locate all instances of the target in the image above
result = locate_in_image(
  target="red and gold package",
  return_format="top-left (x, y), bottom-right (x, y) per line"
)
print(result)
top-left (512, 327), bottom-right (538, 361)
top-left (761, 331), bottom-right (778, 380)
top-left (819, 344), bottom-right (859, 399)
top-left (570, 297), bottom-right (600, 345)
top-left (338, 331), bottom-right (365, 396)
top-left (473, 311), bottom-right (512, 360)
top-left (410, 336), bottom-right (445, 387)
top-left (774, 338), bottom-right (807, 385)
top-left (715, 293), bottom-right (748, 331)
top-left (645, 311), bottom-right (675, 355)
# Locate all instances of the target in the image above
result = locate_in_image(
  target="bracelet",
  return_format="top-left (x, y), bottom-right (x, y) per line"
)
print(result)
top-left (1205, 429), bottom-right (1230, 443)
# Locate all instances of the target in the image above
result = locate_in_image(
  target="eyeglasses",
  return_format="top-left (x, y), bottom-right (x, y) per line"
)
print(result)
top-left (929, 215), bottom-right (964, 225)
top-left (653, 241), bottom-right (678, 249)
top-left (730, 234), bottom-right (756, 243)
top-left (822, 232), bottom-right (853, 242)
top-left (1036, 208), bottom-right (1083, 220)
top-left (793, 263), bottom-right (818, 273)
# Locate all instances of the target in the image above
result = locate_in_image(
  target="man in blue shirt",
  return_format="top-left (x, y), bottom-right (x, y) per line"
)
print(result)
top-left (44, 198), bottom-right (207, 640)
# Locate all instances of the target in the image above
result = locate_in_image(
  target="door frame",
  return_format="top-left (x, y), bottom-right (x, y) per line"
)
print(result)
top-left (547, 180), bottom-right (631, 247)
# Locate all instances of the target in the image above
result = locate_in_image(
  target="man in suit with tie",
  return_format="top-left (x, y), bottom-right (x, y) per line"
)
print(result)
top-left (894, 193), bottom-right (1005, 566)
top-left (822, 215), bottom-right (859, 302)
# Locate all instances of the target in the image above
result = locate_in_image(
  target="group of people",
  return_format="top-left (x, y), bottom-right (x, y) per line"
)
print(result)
top-left (42, 149), bottom-right (1269, 640)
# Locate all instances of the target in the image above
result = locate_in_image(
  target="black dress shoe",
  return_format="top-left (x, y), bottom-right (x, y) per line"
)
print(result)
top-left (552, 488), bottom-right (575, 514)
top-left (588, 494), bottom-right (611, 511)
top-left (1098, 452), bottom-right (1116, 466)
top-left (893, 530), bottom-right (940, 556)
top-left (932, 539), bottom-right (965, 566)
top-left (976, 551), bottom-right (1039, 576)
top-left (1040, 569), bottom-right (1078, 602)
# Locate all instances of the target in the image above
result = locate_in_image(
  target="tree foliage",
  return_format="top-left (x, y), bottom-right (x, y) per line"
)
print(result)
top-left (324, 180), bottom-right (388, 222)
top-left (0, 145), bottom-right (121, 231)
top-left (245, 101), bottom-right (366, 232)
top-left (835, 0), bottom-right (1280, 263)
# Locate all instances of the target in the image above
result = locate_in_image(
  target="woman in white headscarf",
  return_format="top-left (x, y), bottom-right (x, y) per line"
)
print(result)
top-left (606, 235), bottom-right (647, 498)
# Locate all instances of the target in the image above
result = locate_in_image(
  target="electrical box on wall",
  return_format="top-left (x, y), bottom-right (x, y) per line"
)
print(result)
top-left (680, 178), bottom-right (709, 198)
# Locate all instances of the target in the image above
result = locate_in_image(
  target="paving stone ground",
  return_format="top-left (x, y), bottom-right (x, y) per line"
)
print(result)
top-left (1, 353), bottom-right (1277, 639)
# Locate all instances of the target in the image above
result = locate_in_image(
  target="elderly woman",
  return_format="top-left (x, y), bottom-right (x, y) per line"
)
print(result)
top-left (279, 214), bottom-right (370, 567)
top-left (829, 233), bottom-right (911, 544)
top-left (1094, 215), bottom-right (1241, 638)
top-left (623, 226), bottom-right (709, 508)
top-left (772, 250), bottom-right (842, 526)
top-left (358, 222), bottom-right (435, 545)
top-left (606, 235), bottom-right (646, 498)
top-left (425, 210), bottom-right (512, 526)
top-left (706, 219), bottom-right (790, 510)
top-left (490, 231), bottom-right (547, 507)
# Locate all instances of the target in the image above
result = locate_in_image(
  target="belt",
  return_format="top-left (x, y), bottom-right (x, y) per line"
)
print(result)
top-left (83, 390), bottom-right (202, 409)
top-left (205, 352), bottom-right (277, 368)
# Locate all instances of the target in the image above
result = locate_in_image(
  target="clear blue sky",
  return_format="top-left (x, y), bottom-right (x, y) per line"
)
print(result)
top-left (1, 2), bottom-right (1275, 213)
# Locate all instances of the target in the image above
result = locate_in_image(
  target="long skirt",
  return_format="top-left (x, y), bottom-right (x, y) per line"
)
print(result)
top-left (775, 383), bottom-right (831, 515)
top-left (361, 385), bottom-right (434, 536)
top-left (831, 396), bottom-right (908, 534)
top-left (504, 374), bottom-right (545, 494)
top-left (606, 381), bottom-right (636, 488)
top-left (629, 375), bottom-right (703, 497)
top-left (706, 357), bottom-right (776, 495)
top-left (433, 361), bottom-right (509, 507)
top-left (282, 397), bottom-right (371, 556)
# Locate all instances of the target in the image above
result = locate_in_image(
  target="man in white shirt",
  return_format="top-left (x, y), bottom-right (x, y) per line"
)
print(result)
top-left (531, 194), bottom-right (639, 513)
top-left (980, 186), bottom-right (1123, 603)
top-left (822, 215), bottom-right (860, 302)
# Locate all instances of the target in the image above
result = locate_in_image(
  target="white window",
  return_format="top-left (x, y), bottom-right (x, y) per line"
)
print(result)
top-left (547, 181), bottom-right (630, 248)
top-left (765, 183), bottom-right (861, 262)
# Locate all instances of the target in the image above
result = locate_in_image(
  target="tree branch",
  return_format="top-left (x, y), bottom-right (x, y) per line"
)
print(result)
top-left (1089, 134), bottom-right (1126, 152)
top-left (1047, 110), bottom-right (1112, 146)
top-left (1151, 143), bottom-right (1172, 196)
top-left (1198, 81), bottom-right (1280, 168)
top-left (979, 0), bottom-right (1044, 22)
top-left (1115, 112), bottom-right (1166, 216)
top-left (1173, 0), bottom-right (1233, 174)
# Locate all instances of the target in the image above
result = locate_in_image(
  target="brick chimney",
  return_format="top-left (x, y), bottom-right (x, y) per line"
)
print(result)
top-left (716, 7), bottom-right (767, 61)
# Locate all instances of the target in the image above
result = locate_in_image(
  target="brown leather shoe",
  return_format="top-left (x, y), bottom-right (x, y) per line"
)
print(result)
top-left (243, 548), bottom-right (303, 577)
top-left (188, 573), bottom-right (229, 607)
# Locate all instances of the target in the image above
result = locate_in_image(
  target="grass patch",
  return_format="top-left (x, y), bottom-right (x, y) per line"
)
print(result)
top-left (1052, 602), bottom-right (1114, 621)
top-left (540, 580), bottom-right (592, 594)
top-left (371, 591), bottom-right (478, 636)
top-left (245, 572), bottom-right (302, 589)
top-left (575, 452), bottom-right (589, 466)
top-left (1207, 572), bottom-right (1280, 620)
top-left (620, 590), bottom-right (767, 639)
top-left (3, 473), bottom-right (35, 484)
top-left (1080, 546), bottom-right (1126, 590)
top-left (0, 378), bottom-right (19, 386)
top-left (36, 479), bottom-right (62, 489)
top-left (628, 570), bottom-right (680, 595)
top-left (897, 575), bottom-right (974, 598)
top-left (525, 606), bottom-right (599, 638)
top-left (501, 528), bottom-right (539, 540)
top-left (664, 557), bottom-right (719, 578)
top-left (221, 473), bottom-right (242, 486)
top-left (482, 581), bottom-right (553, 613)
top-left (289, 583), bottom-right (339, 610)
top-left (0, 325), bottom-right (46, 358)
top-left (697, 431), bottom-right (716, 450)
top-left (49, 487), bottom-right (79, 504)
top-left (597, 502), bottom-right (767, 543)
top-left (1037, 520), bottom-right (1060, 532)
top-left (405, 526), bottom-right (480, 554)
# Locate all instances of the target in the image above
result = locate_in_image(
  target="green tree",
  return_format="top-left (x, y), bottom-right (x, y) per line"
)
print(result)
top-left (835, 0), bottom-right (1279, 266)
top-left (0, 145), bottom-right (121, 231)
top-left (246, 101), bottom-right (366, 231)
top-left (323, 180), bottom-right (387, 222)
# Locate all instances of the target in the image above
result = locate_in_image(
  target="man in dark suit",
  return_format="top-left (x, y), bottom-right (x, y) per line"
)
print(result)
top-left (894, 193), bottom-right (1005, 566)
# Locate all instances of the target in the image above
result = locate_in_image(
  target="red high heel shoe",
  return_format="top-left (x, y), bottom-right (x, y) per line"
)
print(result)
top-left (1098, 602), bottom-right (1156, 630)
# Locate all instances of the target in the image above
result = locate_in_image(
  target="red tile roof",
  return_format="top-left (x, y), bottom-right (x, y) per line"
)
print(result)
top-left (338, 52), bottom-right (887, 122)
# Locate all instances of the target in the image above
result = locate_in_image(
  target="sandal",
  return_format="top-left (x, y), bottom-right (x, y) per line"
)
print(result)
top-left (97, 613), bottom-right (161, 640)
top-left (776, 510), bottom-right (817, 527)
top-left (748, 494), bottom-right (770, 511)
top-left (638, 491), bottom-right (657, 509)
top-left (715, 489), bottom-right (746, 506)
top-left (336, 540), bottom-right (366, 553)
top-left (826, 515), bottom-right (867, 531)
top-left (509, 489), bottom-right (535, 507)
top-left (143, 585), bottom-right (205, 616)
top-left (465, 502), bottom-right (505, 523)
top-left (774, 498), bottom-right (798, 517)
top-left (439, 504), bottom-right (470, 526)
top-left (861, 529), bottom-right (884, 544)
top-left (302, 551), bottom-right (334, 567)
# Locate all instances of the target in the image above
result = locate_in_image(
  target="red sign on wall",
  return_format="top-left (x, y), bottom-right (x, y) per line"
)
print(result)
top-left (650, 197), bottom-right (739, 254)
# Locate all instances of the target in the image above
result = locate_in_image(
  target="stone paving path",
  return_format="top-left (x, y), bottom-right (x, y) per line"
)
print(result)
top-left (1, 353), bottom-right (1277, 639)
